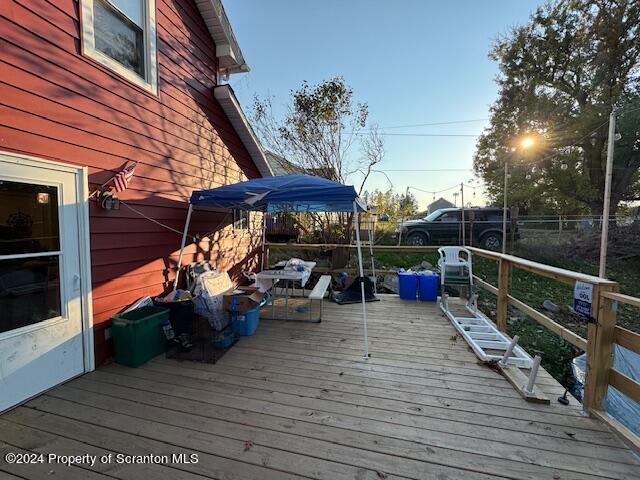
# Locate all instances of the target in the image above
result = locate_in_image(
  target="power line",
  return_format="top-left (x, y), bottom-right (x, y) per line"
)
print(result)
top-left (408, 183), bottom-right (464, 195)
top-left (353, 132), bottom-right (479, 137)
top-left (376, 168), bottom-right (474, 172)
top-left (375, 118), bottom-right (488, 130)
top-left (352, 117), bottom-right (488, 134)
top-left (618, 104), bottom-right (640, 116)
top-left (517, 119), bottom-right (611, 168)
top-left (503, 103), bottom-right (640, 169)
top-left (514, 110), bottom-right (640, 176)
top-left (353, 104), bottom-right (639, 139)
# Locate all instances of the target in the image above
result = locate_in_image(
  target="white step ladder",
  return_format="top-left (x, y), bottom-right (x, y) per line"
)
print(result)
top-left (440, 293), bottom-right (533, 368)
top-left (437, 246), bottom-right (533, 369)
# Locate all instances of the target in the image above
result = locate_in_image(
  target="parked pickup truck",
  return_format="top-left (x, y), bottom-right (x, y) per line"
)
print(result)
top-left (394, 207), bottom-right (517, 250)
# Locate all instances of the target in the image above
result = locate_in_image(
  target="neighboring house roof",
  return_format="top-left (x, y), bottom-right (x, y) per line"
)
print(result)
top-left (194, 0), bottom-right (249, 74)
top-left (264, 151), bottom-right (339, 179)
top-left (214, 85), bottom-right (273, 177)
top-left (427, 197), bottom-right (455, 213)
top-left (265, 151), bottom-right (296, 176)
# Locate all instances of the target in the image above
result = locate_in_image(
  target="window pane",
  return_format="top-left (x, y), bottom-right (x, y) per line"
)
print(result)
top-left (94, 0), bottom-right (145, 78)
top-left (441, 212), bottom-right (461, 222)
top-left (234, 210), bottom-right (249, 230)
top-left (0, 256), bottom-right (61, 333)
top-left (110, 0), bottom-right (143, 27)
top-left (0, 181), bottom-right (59, 255)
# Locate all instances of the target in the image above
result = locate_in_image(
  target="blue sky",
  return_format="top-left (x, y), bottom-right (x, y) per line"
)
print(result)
top-left (226, 0), bottom-right (541, 210)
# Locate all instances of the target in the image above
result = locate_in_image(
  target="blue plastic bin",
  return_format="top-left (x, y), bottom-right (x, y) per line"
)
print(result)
top-left (213, 327), bottom-right (236, 348)
top-left (398, 271), bottom-right (419, 300)
top-left (418, 273), bottom-right (439, 302)
top-left (227, 291), bottom-right (270, 337)
top-left (230, 307), bottom-right (260, 336)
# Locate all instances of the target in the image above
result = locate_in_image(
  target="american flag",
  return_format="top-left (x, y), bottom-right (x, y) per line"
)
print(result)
top-left (113, 164), bottom-right (136, 192)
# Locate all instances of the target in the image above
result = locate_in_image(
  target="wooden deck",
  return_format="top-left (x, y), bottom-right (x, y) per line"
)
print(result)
top-left (2, 295), bottom-right (640, 480)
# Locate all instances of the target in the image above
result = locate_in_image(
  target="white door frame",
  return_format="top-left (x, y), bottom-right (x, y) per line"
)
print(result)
top-left (0, 150), bottom-right (95, 373)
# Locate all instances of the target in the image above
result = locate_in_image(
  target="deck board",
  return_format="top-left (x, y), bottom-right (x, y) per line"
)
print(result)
top-left (2, 295), bottom-right (639, 479)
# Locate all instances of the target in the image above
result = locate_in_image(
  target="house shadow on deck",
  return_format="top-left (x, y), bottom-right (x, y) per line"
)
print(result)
top-left (2, 295), bottom-right (640, 480)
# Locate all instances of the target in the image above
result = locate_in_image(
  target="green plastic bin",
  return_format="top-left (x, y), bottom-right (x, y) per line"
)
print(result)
top-left (111, 306), bottom-right (169, 367)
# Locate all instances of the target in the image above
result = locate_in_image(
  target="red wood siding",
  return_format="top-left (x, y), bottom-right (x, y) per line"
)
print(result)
top-left (0, 0), bottom-right (262, 365)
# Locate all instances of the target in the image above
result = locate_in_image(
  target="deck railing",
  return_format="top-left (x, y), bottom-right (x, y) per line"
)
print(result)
top-left (266, 242), bottom-right (640, 449)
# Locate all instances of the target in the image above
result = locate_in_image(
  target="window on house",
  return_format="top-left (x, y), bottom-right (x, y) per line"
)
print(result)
top-left (81, 0), bottom-right (157, 94)
top-left (233, 210), bottom-right (249, 230)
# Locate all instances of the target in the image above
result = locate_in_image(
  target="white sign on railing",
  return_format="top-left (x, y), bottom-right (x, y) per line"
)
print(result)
top-left (574, 281), bottom-right (594, 317)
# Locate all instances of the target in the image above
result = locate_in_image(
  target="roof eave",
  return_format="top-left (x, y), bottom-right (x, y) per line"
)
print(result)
top-left (214, 85), bottom-right (273, 178)
top-left (194, 0), bottom-right (249, 75)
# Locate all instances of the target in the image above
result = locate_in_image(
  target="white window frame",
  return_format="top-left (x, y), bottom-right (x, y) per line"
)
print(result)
top-left (233, 209), bottom-right (250, 231)
top-left (80, 0), bottom-right (158, 95)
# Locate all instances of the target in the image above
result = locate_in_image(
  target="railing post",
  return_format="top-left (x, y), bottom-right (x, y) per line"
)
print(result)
top-left (497, 258), bottom-right (510, 331)
top-left (583, 284), bottom-right (618, 413)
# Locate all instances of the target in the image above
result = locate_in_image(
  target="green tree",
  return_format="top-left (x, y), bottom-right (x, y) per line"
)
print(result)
top-left (475, 0), bottom-right (640, 216)
top-left (362, 189), bottom-right (418, 220)
top-left (251, 77), bottom-right (385, 243)
top-left (252, 77), bottom-right (383, 192)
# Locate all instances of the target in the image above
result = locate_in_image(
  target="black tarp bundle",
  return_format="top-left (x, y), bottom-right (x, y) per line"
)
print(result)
top-left (331, 277), bottom-right (379, 305)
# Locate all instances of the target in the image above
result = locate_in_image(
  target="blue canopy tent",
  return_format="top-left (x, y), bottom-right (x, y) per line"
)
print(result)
top-left (174, 174), bottom-right (370, 357)
top-left (189, 174), bottom-right (367, 213)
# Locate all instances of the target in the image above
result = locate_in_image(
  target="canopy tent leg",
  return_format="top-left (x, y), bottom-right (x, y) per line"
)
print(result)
top-left (368, 224), bottom-right (377, 294)
top-left (173, 204), bottom-right (194, 291)
top-left (353, 201), bottom-right (369, 359)
top-left (261, 212), bottom-right (267, 271)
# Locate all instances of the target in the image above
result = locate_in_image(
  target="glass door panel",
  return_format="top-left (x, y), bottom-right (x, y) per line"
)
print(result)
top-left (0, 255), bottom-right (61, 333)
top-left (0, 180), bottom-right (59, 254)
top-left (0, 180), bottom-right (61, 333)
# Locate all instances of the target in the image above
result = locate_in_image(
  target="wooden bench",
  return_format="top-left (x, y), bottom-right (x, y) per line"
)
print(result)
top-left (308, 275), bottom-right (332, 322)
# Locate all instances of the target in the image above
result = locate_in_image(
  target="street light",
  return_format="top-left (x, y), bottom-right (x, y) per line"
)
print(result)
top-left (520, 136), bottom-right (536, 150)
top-left (502, 135), bottom-right (537, 253)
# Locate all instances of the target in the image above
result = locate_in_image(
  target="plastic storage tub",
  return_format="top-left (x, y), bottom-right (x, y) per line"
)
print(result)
top-left (230, 306), bottom-right (260, 336)
top-left (212, 326), bottom-right (236, 349)
top-left (398, 271), bottom-right (419, 300)
top-left (111, 306), bottom-right (168, 367)
top-left (418, 273), bottom-right (439, 302)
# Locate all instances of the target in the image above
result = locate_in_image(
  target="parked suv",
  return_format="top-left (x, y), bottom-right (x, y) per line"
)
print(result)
top-left (395, 208), bottom-right (517, 250)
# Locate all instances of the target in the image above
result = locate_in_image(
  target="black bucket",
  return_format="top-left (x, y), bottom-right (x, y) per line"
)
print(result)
top-left (153, 299), bottom-right (194, 336)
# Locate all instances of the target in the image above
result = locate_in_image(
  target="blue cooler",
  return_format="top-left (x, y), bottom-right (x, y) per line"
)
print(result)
top-left (398, 271), bottom-right (419, 300)
top-left (418, 272), bottom-right (439, 302)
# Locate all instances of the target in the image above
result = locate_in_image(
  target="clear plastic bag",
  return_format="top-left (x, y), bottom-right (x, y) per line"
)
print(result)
top-left (573, 344), bottom-right (640, 435)
top-left (192, 271), bottom-right (233, 331)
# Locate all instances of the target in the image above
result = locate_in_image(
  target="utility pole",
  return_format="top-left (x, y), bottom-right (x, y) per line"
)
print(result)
top-left (599, 108), bottom-right (616, 278)
top-left (502, 161), bottom-right (509, 254)
top-left (460, 183), bottom-right (465, 246)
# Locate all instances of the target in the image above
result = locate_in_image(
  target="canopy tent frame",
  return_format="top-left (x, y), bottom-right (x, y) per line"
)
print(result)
top-left (172, 174), bottom-right (370, 359)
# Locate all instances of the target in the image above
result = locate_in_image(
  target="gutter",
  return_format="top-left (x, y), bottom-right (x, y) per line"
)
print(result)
top-left (214, 85), bottom-right (273, 178)
top-left (194, 0), bottom-right (249, 75)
